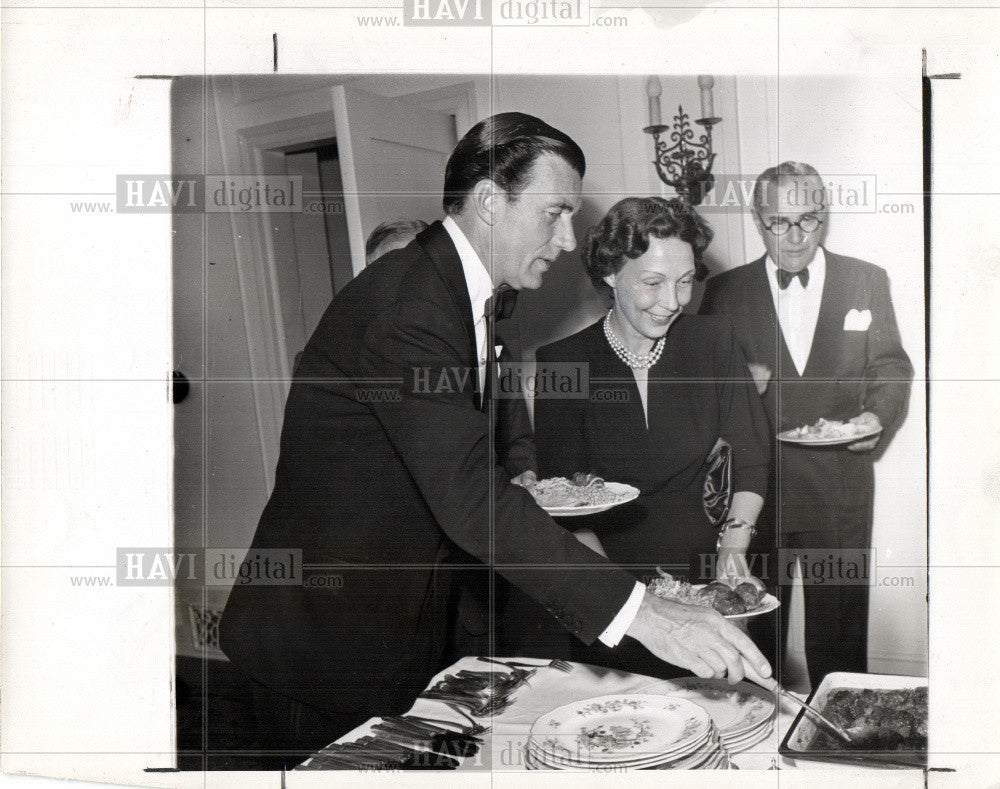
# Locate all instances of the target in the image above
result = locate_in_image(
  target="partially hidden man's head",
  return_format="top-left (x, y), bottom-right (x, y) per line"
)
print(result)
top-left (365, 218), bottom-right (429, 264)
top-left (752, 161), bottom-right (828, 273)
top-left (443, 113), bottom-right (585, 291)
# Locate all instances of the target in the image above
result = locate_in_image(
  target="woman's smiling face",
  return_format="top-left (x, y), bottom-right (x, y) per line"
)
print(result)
top-left (604, 236), bottom-right (696, 349)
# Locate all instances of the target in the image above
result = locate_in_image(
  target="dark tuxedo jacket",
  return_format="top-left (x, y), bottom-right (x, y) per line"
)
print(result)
top-left (699, 250), bottom-right (913, 532)
top-left (219, 221), bottom-right (637, 716)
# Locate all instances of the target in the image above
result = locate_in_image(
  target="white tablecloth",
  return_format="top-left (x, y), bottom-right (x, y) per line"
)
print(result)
top-left (301, 657), bottom-right (909, 772)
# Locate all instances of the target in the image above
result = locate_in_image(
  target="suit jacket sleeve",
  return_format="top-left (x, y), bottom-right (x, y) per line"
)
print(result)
top-left (862, 267), bottom-right (913, 432)
top-left (699, 277), bottom-right (753, 360)
top-left (698, 276), bottom-right (722, 316)
top-left (356, 297), bottom-right (637, 644)
top-left (533, 345), bottom-right (589, 478)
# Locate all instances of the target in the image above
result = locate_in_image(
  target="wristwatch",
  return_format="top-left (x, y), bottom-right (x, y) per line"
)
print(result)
top-left (717, 517), bottom-right (756, 539)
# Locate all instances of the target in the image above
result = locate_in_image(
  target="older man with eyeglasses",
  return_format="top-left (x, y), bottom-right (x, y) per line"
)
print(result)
top-left (700, 161), bottom-right (913, 688)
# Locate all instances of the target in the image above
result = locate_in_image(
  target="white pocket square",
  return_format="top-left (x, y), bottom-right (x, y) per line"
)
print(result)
top-left (843, 309), bottom-right (872, 331)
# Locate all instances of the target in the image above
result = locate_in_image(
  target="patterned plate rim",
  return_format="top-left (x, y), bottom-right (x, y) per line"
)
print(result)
top-left (652, 680), bottom-right (776, 735)
top-left (529, 696), bottom-right (713, 765)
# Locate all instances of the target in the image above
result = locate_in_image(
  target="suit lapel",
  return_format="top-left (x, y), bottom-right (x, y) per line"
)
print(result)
top-left (745, 257), bottom-right (795, 378)
top-left (417, 221), bottom-right (480, 405)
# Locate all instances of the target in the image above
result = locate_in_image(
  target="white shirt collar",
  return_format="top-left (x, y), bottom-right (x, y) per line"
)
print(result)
top-left (442, 215), bottom-right (493, 322)
top-left (764, 246), bottom-right (826, 289)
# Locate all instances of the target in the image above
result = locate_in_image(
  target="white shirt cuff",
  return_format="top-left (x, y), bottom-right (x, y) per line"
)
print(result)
top-left (597, 580), bottom-right (646, 647)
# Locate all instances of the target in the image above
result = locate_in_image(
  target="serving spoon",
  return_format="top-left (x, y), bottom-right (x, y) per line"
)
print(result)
top-left (740, 660), bottom-right (854, 744)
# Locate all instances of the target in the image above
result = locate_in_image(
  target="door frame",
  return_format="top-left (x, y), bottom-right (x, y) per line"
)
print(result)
top-left (211, 79), bottom-right (350, 487)
top-left (211, 77), bottom-right (480, 486)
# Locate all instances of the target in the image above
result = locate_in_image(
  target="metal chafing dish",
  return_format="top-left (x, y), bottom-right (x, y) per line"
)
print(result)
top-left (779, 671), bottom-right (928, 768)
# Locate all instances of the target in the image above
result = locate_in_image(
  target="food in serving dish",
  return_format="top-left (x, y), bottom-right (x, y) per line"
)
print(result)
top-left (812, 687), bottom-right (927, 752)
top-left (788, 417), bottom-right (869, 441)
top-left (648, 570), bottom-right (767, 616)
top-left (522, 473), bottom-right (631, 509)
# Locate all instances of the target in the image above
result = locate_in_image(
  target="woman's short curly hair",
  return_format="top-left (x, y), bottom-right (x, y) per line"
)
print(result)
top-left (582, 197), bottom-right (714, 290)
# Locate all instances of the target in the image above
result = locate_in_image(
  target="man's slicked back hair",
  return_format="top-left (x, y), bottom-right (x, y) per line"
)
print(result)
top-left (442, 112), bottom-right (585, 214)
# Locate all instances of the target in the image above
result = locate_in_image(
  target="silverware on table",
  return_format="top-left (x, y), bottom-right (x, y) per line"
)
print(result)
top-left (476, 656), bottom-right (574, 673)
top-left (419, 663), bottom-right (535, 716)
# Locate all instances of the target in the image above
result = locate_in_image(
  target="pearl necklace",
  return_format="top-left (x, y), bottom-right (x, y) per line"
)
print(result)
top-left (603, 309), bottom-right (666, 369)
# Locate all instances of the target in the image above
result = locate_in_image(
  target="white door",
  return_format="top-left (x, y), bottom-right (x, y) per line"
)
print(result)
top-left (332, 86), bottom-right (458, 275)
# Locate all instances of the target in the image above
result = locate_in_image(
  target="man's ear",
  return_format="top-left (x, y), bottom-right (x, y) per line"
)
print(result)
top-left (470, 179), bottom-right (503, 227)
top-left (817, 209), bottom-right (830, 243)
top-left (751, 210), bottom-right (766, 237)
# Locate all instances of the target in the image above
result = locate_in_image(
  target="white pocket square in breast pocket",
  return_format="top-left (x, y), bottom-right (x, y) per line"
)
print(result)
top-left (843, 308), bottom-right (872, 331)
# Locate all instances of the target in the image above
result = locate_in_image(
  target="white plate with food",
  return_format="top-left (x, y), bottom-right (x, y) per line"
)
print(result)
top-left (520, 474), bottom-right (640, 517)
top-left (691, 585), bottom-right (780, 619)
top-left (649, 571), bottom-right (780, 619)
top-left (777, 418), bottom-right (882, 446)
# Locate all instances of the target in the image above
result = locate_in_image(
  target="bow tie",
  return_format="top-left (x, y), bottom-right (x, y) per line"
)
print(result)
top-left (485, 286), bottom-right (518, 322)
top-left (776, 267), bottom-right (809, 290)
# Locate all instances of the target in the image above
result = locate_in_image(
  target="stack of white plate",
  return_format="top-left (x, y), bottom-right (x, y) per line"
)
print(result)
top-left (655, 677), bottom-right (776, 752)
top-left (524, 694), bottom-right (733, 771)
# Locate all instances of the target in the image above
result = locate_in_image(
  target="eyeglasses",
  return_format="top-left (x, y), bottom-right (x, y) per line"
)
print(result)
top-left (761, 214), bottom-right (824, 236)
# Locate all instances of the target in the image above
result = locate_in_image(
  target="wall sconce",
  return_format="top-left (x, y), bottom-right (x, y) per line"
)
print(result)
top-left (643, 75), bottom-right (721, 205)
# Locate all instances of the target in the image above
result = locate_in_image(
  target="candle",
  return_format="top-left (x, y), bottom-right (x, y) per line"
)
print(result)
top-left (646, 76), bottom-right (662, 126)
top-left (698, 74), bottom-right (714, 119)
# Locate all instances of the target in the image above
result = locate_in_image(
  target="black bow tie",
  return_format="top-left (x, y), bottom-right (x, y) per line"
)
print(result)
top-left (776, 267), bottom-right (809, 290)
top-left (485, 286), bottom-right (518, 322)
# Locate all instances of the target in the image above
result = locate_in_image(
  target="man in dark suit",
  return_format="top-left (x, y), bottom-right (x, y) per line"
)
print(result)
top-left (700, 162), bottom-right (913, 688)
top-left (220, 113), bottom-right (770, 768)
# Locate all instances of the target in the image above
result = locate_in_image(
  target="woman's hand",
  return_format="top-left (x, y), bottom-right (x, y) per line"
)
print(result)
top-left (747, 363), bottom-right (771, 396)
top-left (572, 528), bottom-right (607, 559)
top-left (510, 470), bottom-right (537, 487)
top-left (716, 518), bottom-right (752, 583)
top-left (715, 547), bottom-right (751, 584)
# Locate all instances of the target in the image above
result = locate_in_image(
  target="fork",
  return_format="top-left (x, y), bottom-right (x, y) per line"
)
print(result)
top-left (419, 688), bottom-right (511, 716)
top-left (443, 702), bottom-right (491, 734)
top-left (477, 656), bottom-right (574, 673)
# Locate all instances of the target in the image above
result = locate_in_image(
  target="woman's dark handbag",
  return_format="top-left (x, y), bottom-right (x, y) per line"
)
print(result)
top-left (702, 438), bottom-right (732, 527)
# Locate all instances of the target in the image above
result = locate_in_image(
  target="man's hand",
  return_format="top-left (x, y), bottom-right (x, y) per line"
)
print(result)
top-left (510, 470), bottom-right (537, 487)
top-left (847, 411), bottom-right (882, 452)
top-left (624, 591), bottom-right (771, 684)
top-left (747, 363), bottom-right (772, 396)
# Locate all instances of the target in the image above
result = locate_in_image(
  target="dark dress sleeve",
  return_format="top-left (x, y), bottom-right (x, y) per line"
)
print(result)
top-left (713, 318), bottom-right (770, 497)
top-left (533, 343), bottom-right (588, 479)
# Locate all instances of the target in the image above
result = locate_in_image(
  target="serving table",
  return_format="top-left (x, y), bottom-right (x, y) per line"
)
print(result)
top-left (297, 657), bottom-right (922, 772)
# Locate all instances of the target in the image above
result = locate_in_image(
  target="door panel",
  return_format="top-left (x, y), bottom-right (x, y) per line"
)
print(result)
top-left (332, 86), bottom-right (457, 275)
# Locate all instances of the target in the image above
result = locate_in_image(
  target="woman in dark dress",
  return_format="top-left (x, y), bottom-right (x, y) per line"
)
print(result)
top-left (510, 197), bottom-right (770, 677)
